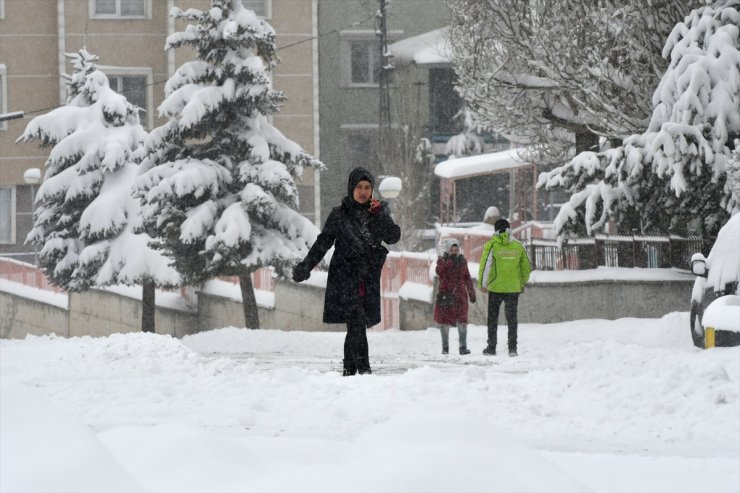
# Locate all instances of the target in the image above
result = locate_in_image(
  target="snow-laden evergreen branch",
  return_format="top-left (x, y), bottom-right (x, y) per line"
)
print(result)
top-left (540, 1), bottom-right (740, 237)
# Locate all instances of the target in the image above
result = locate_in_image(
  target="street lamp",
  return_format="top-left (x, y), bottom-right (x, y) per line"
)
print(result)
top-left (23, 168), bottom-right (41, 265)
top-left (378, 176), bottom-right (402, 199)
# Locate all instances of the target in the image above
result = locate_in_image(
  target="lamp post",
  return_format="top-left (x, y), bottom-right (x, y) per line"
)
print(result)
top-left (378, 176), bottom-right (402, 199)
top-left (23, 168), bottom-right (41, 265)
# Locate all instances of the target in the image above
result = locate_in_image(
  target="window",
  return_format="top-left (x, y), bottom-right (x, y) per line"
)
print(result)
top-left (242, 0), bottom-right (271, 18)
top-left (340, 30), bottom-right (402, 87)
top-left (92, 0), bottom-right (147, 18)
top-left (429, 68), bottom-right (462, 135)
top-left (350, 42), bottom-right (380, 85)
top-left (0, 187), bottom-right (15, 244)
top-left (0, 0), bottom-right (5, 19)
top-left (101, 68), bottom-right (152, 127)
top-left (0, 65), bottom-right (6, 131)
top-left (109, 75), bottom-right (146, 110)
top-left (109, 75), bottom-right (147, 123)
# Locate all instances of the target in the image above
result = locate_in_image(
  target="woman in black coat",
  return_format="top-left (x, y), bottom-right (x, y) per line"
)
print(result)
top-left (292, 167), bottom-right (401, 376)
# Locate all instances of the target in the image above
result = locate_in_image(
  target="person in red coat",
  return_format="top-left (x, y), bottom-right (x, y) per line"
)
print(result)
top-left (434, 240), bottom-right (476, 354)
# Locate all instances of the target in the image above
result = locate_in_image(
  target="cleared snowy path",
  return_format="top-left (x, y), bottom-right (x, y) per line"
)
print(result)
top-left (1, 313), bottom-right (738, 493)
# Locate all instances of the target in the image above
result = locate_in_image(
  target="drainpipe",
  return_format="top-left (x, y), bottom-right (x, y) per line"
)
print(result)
top-left (167, 0), bottom-right (175, 79)
top-left (57, 0), bottom-right (66, 104)
top-left (311, 0), bottom-right (321, 227)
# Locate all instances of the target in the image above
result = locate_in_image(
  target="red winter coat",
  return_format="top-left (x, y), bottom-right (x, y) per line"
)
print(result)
top-left (434, 255), bottom-right (476, 325)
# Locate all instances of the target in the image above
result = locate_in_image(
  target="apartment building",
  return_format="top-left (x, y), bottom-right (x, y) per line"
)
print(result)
top-left (0, 0), bottom-right (319, 261)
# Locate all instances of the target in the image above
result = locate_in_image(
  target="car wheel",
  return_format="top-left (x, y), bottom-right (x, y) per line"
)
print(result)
top-left (689, 300), bottom-right (705, 349)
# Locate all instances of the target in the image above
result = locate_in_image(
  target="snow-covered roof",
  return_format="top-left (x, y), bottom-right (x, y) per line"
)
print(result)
top-left (389, 28), bottom-right (451, 67)
top-left (434, 148), bottom-right (533, 180)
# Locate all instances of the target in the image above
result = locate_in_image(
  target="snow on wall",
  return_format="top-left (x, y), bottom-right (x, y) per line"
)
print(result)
top-left (0, 280), bottom-right (68, 309)
top-left (201, 279), bottom-right (275, 308)
top-left (398, 282), bottom-right (433, 303)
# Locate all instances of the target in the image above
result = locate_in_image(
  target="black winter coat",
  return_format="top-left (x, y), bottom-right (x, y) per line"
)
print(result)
top-left (296, 196), bottom-right (400, 326)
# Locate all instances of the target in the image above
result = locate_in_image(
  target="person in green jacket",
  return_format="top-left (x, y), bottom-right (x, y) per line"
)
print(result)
top-left (478, 219), bottom-right (531, 356)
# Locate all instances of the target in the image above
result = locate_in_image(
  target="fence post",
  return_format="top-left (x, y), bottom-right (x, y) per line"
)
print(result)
top-left (527, 241), bottom-right (535, 270)
top-left (560, 243), bottom-right (567, 271)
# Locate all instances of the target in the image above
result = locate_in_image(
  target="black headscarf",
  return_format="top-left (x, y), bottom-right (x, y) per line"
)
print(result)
top-left (341, 167), bottom-right (380, 249)
top-left (346, 167), bottom-right (375, 199)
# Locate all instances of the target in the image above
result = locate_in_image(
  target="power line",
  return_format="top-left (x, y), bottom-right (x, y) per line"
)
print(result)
top-left (13, 11), bottom-right (378, 118)
top-left (278, 11), bottom-right (377, 51)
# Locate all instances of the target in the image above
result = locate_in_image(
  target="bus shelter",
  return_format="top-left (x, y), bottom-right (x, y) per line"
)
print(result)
top-left (434, 148), bottom-right (539, 224)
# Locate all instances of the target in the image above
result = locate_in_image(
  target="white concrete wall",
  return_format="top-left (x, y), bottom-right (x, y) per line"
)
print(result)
top-left (1, 291), bottom-right (68, 338)
top-left (1, 288), bottom-right (198, 339)
top-left (1, 278), bottom-right (695, 339)
top-left (400, 280), bottom-right (694, 331)
top-left (69, 290), bottom-right (198, 338)
top-left (197, 292), bottom-right (276, 331)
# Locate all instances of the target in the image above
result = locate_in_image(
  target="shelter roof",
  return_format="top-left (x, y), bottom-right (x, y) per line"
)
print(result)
top-left (434, 148), bottom-right (533, 180)
top-left (389, 28), bottom-right (451, 66)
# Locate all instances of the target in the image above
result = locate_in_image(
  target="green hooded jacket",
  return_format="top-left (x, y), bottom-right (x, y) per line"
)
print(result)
top-left (478, 232), bottom-right (531, 293)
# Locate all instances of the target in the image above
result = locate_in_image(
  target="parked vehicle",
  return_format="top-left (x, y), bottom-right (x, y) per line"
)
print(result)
top-left (689, 214), bottom-right (740, 348)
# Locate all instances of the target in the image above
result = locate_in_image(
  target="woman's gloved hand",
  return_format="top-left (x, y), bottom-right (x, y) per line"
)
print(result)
top-left (292, 263), bottom-right (311, 282)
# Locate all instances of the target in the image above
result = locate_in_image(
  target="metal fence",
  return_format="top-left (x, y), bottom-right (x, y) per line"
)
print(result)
top-left (527, 235), bottom-right (713, 271)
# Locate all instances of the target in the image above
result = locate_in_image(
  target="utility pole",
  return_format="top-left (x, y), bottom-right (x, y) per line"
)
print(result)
top-left (376, 0), bottom-right (393, 175)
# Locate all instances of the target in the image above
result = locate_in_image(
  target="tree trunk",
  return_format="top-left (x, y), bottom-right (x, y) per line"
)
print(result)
top-left (142, 279), bottom-right (156, 333)
top-left (239, 271), bottom-right (260, 329)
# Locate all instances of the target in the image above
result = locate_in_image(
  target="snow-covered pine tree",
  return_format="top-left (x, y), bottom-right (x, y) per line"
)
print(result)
top-left (539, 1), bottom-right (740, 238)
top-left (135, 0), bottom-right (321, 329)
top-left (17, 49), bottom-right (180, 332)
top-left (17, 50), bottom-right (98, 288)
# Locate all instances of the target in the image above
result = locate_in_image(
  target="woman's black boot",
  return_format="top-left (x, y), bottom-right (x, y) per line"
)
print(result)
top-left (355, 357), bottom-right (372, 375)
top-left (342, 358), bottom-right (357, 376)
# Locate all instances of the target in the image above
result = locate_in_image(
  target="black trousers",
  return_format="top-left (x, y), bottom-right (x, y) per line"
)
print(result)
top-left (487, 292), bottom-right (519, 352)
top-left (344, 324), bottom-right (369, 363)
top-left (343, 302), bottom-right (371, 375)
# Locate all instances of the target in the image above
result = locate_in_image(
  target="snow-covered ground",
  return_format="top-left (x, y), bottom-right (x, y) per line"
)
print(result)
top-left (1, 313), bottom-right (738, 493)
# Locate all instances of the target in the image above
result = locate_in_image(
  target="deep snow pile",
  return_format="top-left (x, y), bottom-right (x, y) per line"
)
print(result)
top-left (1, 314), bottom-right (738, 493)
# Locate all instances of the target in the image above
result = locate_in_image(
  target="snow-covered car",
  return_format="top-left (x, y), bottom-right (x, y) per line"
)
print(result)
top-left (689, 214), bottom-right (740, 348)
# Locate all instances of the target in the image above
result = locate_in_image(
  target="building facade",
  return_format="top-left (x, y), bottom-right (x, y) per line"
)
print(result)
top-left (0, 0), bottom-right (320, 261)
top-left (316, 0), bottom-right (448, 222)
